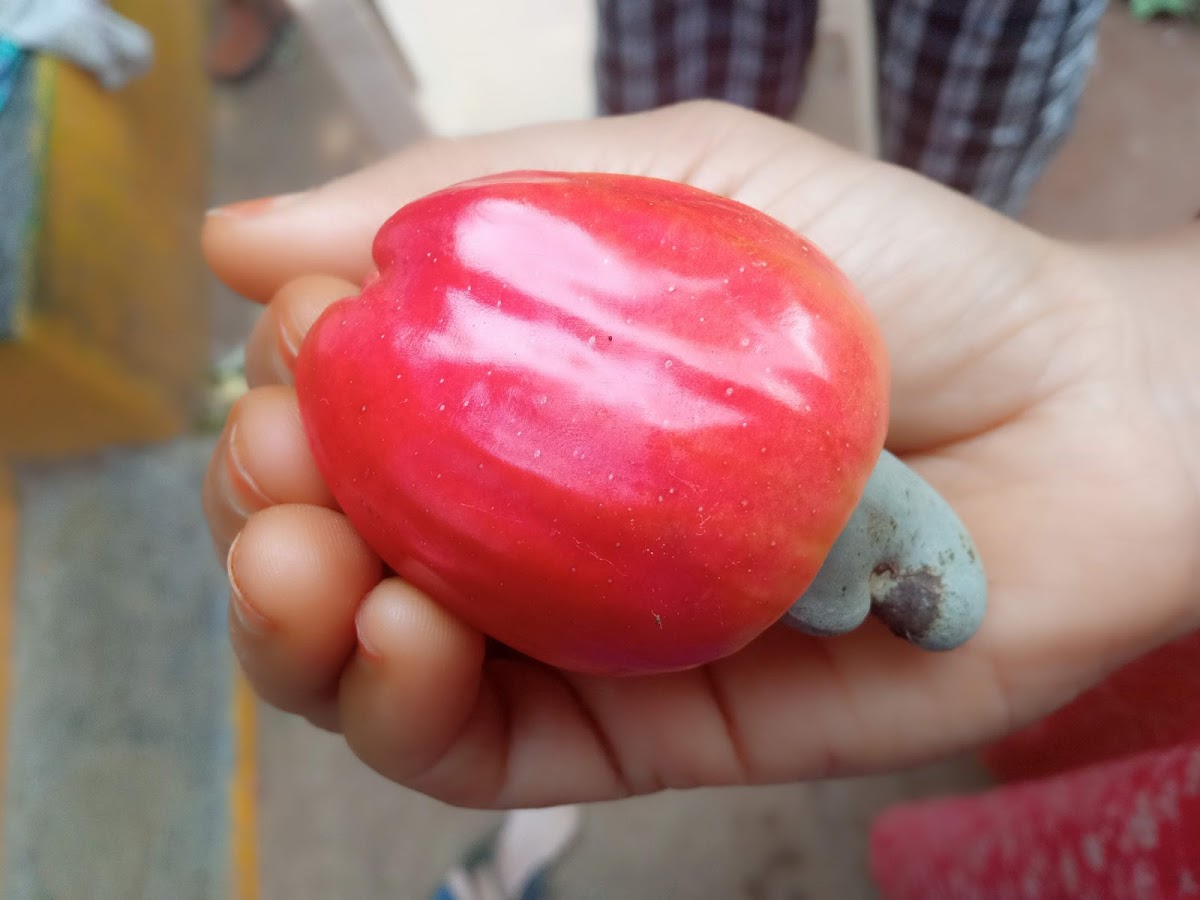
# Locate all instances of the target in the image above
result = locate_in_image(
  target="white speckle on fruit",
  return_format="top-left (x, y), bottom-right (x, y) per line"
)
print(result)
top-left (664, 360), bottom-right (673, 369)
top-left (741, 499), bottom-right (748, 507)
top-left (725, 387), bottom-right (734, 396)
top-left (588, 335), bottom-right (596, 346)
top-left (741, 421), bottom-right (748, 428)
top-left (607, 472), bottom-right (614, 480)
top-left (537, 395), bottom-right (548, 406)
top-left (739, 265), bottom-right (745, 273)
top-left (740, 337), bottom-right (751, 347)
top-left (462, 399), bottom-right (470, 407)
top-left (667, 285), bottom-right (676, 293)
top-left (439, 378), bottom-right (445, 384)
top-left (361, 405), bottom-right (367, 412)
top-left (438, 404), bottom-right (445, 412)
top-left (658, 495), bottom-right (664, 502)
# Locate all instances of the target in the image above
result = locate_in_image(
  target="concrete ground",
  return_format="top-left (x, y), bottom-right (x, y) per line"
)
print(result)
top-left (8, 4), bottom-right (1196, 899)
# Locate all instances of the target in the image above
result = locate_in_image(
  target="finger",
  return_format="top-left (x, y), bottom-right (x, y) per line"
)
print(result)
top-left (200, 102), bottom-right (794, 303)
top-left (339, 580), bottom-right (629, 808)
top-left (245, 274), bottom-right (360, 388)
top-left (202, 385), bottom-right (336, 556)
top-left (335, 588), bottom-right (994, 809)
top-left (228, 504), bottom-right (382, 728)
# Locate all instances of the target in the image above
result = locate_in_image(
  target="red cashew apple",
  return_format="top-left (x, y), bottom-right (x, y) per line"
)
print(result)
top-left (295, 171), bottom-right (982, 676)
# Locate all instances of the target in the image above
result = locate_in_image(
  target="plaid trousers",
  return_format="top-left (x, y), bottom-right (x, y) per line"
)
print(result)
top-left (596, 0), bottom-right (1109, 215)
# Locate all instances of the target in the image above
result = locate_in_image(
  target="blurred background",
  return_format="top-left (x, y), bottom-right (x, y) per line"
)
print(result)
top-left (0, 1), bottom-right (1197, 897)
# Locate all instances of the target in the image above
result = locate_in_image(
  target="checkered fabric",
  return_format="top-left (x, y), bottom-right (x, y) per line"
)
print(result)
top-left (596, 0), bottom-right (1108, 215)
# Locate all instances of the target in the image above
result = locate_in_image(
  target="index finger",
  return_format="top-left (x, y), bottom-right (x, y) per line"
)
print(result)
top-left (244, 274), bottom-right (360, 389)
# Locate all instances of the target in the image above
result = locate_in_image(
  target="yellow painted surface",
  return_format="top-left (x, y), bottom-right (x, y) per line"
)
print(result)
top-left (0, 321), bottom-right (185, 457)
top-left (1, 0), bottom-right (210, 459)
top-left (0, 467), bottom-right (13, 878)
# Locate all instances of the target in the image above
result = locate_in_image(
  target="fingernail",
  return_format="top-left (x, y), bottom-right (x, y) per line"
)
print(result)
top-left (354, 597), bottom-right (384, 664)
top-left (223, 422), bottom-right (273, 514)
top-left (227, 533), bottom-right (271, 636)
top-left (207, 192), bottom-right (306, 219)
top-left (274, 313), bottom-right (302, 380)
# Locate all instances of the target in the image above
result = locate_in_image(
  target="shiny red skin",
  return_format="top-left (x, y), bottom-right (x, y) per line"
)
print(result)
top-left (296, 171), bottom-right (889, 676)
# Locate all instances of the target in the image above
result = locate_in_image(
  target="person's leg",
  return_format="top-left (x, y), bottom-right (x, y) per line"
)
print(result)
top-left (208, 0), bottom-right (291, 83)
top-left (595, 0), bottom-right (818, 119)
top-left (874, 0), bottom-right (1108, 216)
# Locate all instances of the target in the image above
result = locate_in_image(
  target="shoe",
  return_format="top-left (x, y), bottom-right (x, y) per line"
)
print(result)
top-left (207, 0), bottom-right (291, 84)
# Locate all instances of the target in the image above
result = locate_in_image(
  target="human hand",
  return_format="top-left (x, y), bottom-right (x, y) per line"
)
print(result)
top-left (202, 102), bottom-right (1200, 807)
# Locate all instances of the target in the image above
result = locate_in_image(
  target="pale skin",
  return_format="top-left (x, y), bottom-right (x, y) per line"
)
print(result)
top-left (201, 101), bottom-right (1200, 809)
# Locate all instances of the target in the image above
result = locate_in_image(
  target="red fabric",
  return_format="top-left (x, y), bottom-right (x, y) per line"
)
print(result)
top-left (983, 633), bottom-right (1200, 782)
top-left (870, 742), bottom-right (1200, 899)
top-left (869, 631), bottom-right (1200, 897)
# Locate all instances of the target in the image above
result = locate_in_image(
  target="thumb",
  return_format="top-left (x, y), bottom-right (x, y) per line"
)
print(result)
top-left (201, 139), bottom-right (462, 304)
top-left (201, 102), bottom-right (794, 303)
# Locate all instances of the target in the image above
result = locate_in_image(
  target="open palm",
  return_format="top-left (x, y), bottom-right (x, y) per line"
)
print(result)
top-left (202, 102), bottom-right (1200, 807)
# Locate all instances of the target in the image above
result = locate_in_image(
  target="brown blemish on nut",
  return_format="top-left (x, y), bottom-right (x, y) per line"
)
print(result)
top-left (870, 562), bottom-right (943, 642)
